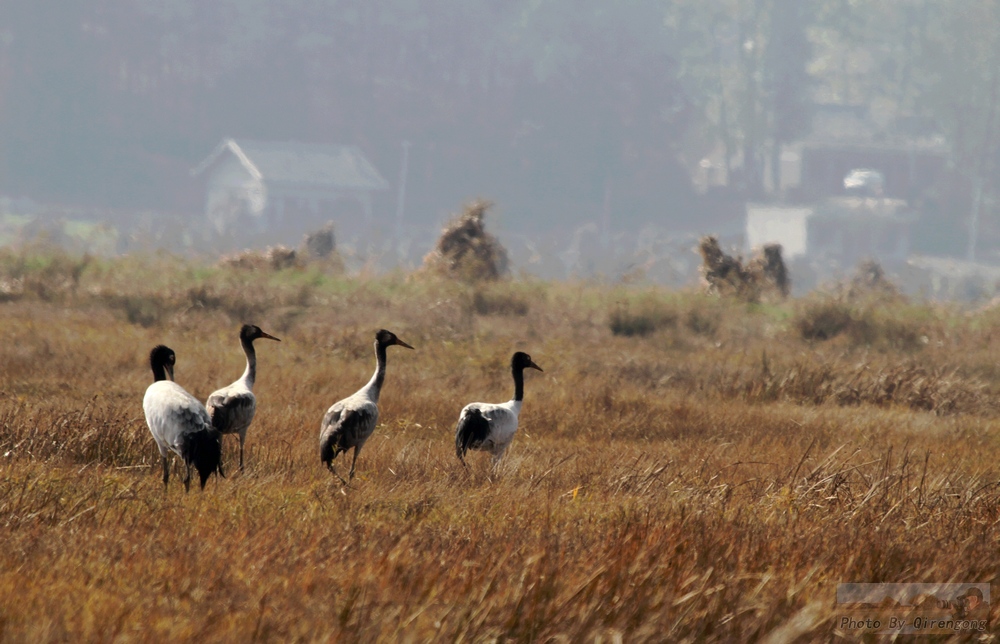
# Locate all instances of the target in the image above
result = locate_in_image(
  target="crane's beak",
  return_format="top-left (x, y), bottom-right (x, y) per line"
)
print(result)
top-left (165, 364), bottom-right (175, 382)
top-left (395, 338), bottom-right (415, 350)
top-left (528, 360), bottom-right (543, 372)
top-left (260, 331), bottom-right (281, 342)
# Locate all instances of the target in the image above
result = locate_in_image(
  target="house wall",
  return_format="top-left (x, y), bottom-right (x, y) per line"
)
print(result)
top-left (806, 215), bottom-right (910, 269)
top-left (201, 150), bottom-right (381, 245)
top-left (746, 201), bottom-right (912, 275)
top-left (264, 187), bottom-right (374, 243)
top-left (745, 205), bottom-right (810, 259)
top-left (205, 156), bottom-right (267, 234)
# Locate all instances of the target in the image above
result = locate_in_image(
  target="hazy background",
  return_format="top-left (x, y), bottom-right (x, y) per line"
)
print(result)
top-left (0, 1), bottom-right (997, 284)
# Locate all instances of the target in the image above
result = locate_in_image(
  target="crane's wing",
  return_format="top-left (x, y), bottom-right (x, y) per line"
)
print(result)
top-left (478, 404), bottom-right (520, 454)
top-left (320, 400), bottom-right (345, 436)
top-left (206, 387), bottom-right (256, 435)
top-left (320, 400), bottom-right (378, 456)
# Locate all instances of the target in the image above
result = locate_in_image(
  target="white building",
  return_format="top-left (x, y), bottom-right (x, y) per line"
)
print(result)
top-left (746, 197), bottom-right (914, 269)
top-left (192, 139), bottom-right (389, 241)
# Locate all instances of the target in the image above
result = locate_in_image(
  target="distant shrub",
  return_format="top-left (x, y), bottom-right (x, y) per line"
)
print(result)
top-left (186, 285), bottom-right (224, 310)
top-left (795, 300), bottom-right (853, 341)
top-left (472, 288), bottom-right (529, 316)
top-left (609, 300), bottom-right (678, 337)
top-left (0, 247), bottom-right (92, 302)
top-left (837, 259), bottom-right (902, 303)
top-left (728, 357), bottom-right (986, 415)
top-left (685, 307), bottom-right (719, 337)
top-left (795, 298), bottom-right (925, 351)
top-left (101, 293), bottom-right (168, 327)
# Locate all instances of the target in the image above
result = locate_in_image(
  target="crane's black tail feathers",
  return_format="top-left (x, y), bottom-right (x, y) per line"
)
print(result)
top-left (320, 435), bottom-right (337, 468)
top-left (455, 408), bottom-right (490, 462)
top-left (186, 429), bottom-right (224, 490)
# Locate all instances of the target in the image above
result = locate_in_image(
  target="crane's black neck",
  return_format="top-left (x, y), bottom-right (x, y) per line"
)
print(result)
top-left (149, 345), bottom-right (175, 383)
top-left (152, 362), bottom-right (169, 382)
top-left (512, 365), bottom-right (526, 402)
top-left (240, 336), bottom-right (258, 388)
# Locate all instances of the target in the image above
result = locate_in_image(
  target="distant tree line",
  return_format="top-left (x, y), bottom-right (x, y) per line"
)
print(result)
top-left (0, 0), bottom-right (995, 236)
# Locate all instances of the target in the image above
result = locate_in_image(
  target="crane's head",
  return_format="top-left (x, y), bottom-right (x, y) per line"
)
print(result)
top-left (240, 324), bottom-right (281, 344)
top-left (376, 329), bottom-right (415, 350)
top-left (149, 345), bottom-right (176, 382)
top-left (512, 351), bottom-right (542, 373)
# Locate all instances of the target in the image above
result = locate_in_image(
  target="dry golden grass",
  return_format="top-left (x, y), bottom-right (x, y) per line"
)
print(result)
top-left (0, 248), bottom-right (999, 641)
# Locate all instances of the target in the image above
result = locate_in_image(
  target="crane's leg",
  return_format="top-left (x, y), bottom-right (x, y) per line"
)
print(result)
top-left (183, 463), bottom-right (192, 493)
top-left (490, 448), bottom-right (507, 473)
top-left (349, 446), bottom-right (361, 481)
top-left (161, 456), bottom-right (170, 489)
top-left (326, 459), bottom-right (348, 485)
top-left (238, 430), bottom-right (246, 472)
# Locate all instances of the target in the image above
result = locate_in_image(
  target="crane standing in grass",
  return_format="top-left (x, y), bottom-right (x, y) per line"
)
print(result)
top-left (320, 329), bottom-right (414, 483)
top-left (455, 351), bottom-right (543, 466)
top-left (206, 324), bottom-right (280, 471)
top-left (143, 345), bottom-right (224, 491)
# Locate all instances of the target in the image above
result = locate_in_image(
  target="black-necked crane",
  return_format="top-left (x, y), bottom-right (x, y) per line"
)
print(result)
top-left (142, 345), bottom-right (224, 491)
top-left (455, 351), bottom-right (542, 466)
top-left (319, 329), bottom-right (414, 483)
top-left (206, 324), bottom-right (280, 471)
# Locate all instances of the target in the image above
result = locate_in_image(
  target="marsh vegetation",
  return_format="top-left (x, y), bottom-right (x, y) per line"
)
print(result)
top-left (0, 248), bottom-right (998, 640)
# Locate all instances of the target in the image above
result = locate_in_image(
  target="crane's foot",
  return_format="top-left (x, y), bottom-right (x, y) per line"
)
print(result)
top-left (327, 463), bottom-right (348, 486)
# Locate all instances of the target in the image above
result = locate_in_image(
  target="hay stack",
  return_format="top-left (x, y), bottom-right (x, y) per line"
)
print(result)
top-left (747, 243), bottom-right (790, 300)
top-left (699, 236), bottom-right (790, 301)
top-left (698, 235), bottom-right (752, 298)
top-left (423, 200), bottom-right (509, 281)
top-left (302, 222), bottom-right (336, 260)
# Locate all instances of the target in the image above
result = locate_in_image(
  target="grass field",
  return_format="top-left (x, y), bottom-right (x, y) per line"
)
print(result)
top-left (0, 248), bottom-right (998, 641)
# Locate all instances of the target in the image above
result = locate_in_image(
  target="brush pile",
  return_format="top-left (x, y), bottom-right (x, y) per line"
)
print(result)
top-left (698, 236), bottom-right (789, 301)
top-left (747, 243), bottom-right (790, 299)
top-left (423, 200), bottom-right (509, 281)
top-left (837, 258), bottom-right (901, 302)
top-left (301, 222), bottom-right (336, 260)
top-left (218, 245), bottom-right (301, 271)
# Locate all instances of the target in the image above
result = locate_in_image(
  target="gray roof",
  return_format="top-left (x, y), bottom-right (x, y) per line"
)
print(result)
top-left (194, 138), bottom-right (389, 191)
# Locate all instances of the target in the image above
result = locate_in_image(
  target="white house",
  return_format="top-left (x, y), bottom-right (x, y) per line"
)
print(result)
top-left (746, 197), bottom-right (914, 269)
top-left (192, 139), bottom-right (389, 239)
top-left (745, 205), bottom-right (811, 260)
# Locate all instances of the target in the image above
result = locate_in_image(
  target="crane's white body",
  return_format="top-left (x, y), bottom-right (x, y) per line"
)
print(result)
top-left (144, 380), bottom-right (215, 459)
top-left (456, 399), bottom-right (522, 459)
